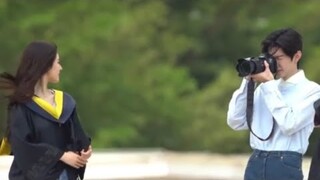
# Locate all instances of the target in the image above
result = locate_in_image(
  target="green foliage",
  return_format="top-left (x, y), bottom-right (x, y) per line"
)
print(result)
top-left (184, 67), bottom-right (251, 153)
top-left (2, 0), bottom-right (320, 155)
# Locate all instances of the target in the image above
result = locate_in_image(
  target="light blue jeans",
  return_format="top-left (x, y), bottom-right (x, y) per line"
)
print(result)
top-left (58, 169), bottom-right (68, 180)
top-left (244, 149), bottom-right (303, 180)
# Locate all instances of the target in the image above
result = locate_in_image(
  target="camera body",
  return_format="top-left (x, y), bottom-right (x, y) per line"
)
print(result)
top-left (236, 54), bottom-right (277, 77)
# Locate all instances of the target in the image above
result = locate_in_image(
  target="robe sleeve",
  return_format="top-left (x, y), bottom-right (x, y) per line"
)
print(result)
top-left (70, 107), bottom-right (91, 151)
top-left (9, 104), bottom-right (64, 180)
top-left (69, 107), bottom-right (91, 179)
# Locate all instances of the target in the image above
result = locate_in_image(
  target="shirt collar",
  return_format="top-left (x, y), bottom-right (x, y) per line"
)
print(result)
top-left (279, 70), bottom-right (305, 86)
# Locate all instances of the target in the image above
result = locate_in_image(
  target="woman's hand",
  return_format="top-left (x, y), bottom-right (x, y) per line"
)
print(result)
top-left (60, 151), bottom-right (87, 169)
top-left (81, 145), bottom-right (92, 160)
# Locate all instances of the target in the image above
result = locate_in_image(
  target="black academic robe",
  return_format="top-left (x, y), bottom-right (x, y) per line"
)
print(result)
top-left (8, 92), bottom-right (90, 180)
top-left (308, 99), bottom-right (320, 180)
top-left (308, 138), bottom-right (320, 180)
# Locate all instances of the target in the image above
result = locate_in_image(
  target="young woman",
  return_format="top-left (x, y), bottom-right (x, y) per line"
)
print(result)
top-left (0, 41), bottom-right (92, 180)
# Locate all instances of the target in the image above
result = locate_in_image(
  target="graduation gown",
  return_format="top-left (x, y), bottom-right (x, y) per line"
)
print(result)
top-left (308, 138), bottom-right (320, 180)
top-left (308, 99), bottom-right (320, 180)
top-left (8, 91), bottom-right (90, 180)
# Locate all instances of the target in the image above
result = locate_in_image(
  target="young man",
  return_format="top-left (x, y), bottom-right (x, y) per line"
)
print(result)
top-left (227, 28), bottom-right (320, 180)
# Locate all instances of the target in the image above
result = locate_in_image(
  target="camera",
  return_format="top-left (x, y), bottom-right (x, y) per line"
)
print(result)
top-left (236, 54), bottom-right (277, 77)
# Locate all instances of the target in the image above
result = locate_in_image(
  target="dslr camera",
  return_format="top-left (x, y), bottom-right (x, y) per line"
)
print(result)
top-left (236, 53), bottom-right (277, 77)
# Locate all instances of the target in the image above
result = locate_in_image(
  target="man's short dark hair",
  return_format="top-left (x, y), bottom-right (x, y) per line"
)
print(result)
top-left (261, 28), bottom-right (302, 59)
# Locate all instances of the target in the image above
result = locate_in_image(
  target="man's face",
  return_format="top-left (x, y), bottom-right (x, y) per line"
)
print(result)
top-left (270, 48), bottom-right (301, 80)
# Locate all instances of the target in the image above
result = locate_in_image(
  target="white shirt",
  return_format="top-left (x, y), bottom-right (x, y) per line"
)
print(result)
top-left (227, 70), bottom-right (320, 154)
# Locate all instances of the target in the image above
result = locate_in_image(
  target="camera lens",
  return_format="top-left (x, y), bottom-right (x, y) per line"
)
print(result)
top-left (235, 54), bottom-right (277, 77)
top-left (236, 59), bottom-right (255, 77)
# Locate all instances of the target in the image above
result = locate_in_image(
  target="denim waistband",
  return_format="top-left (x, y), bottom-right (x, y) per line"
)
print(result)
top-left (253, 149), bottom-right (302, 157)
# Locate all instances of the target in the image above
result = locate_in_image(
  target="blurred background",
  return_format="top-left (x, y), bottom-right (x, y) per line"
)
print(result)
top-left (1, 0), bottom-right (320, 179)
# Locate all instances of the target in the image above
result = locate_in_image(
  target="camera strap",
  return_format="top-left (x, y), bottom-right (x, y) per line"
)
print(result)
top-left (246, 78), bottom-right (274, 141)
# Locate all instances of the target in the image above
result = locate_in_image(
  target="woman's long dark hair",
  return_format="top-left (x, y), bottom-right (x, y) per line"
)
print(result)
top-left (0, 40), bottom-right (57, 137)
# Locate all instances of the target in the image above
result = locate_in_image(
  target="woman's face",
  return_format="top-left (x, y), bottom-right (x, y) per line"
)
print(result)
top-left (46, 53), bottom-right (62, 83)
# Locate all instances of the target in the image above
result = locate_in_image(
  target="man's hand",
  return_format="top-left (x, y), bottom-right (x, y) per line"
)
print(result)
top-left (250, 61), bottom-right (274, 83)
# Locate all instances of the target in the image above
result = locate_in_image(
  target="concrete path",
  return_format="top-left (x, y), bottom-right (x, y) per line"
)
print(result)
top-left (0, 149), bottom-right (312, 180)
